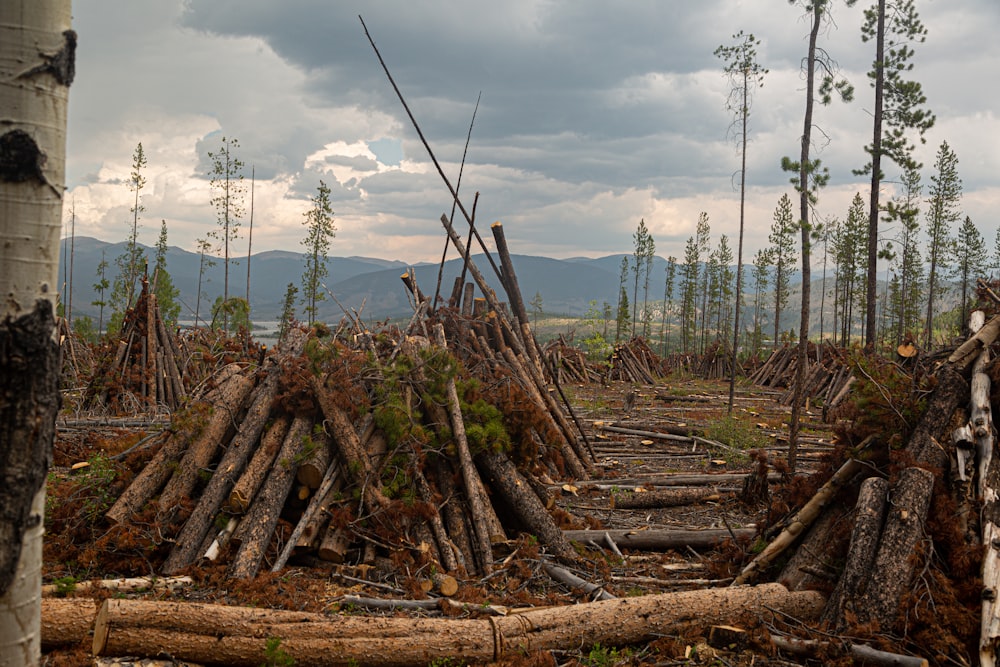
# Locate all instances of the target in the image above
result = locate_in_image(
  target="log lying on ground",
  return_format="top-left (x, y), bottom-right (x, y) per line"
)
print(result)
top-left (611, 487), bottom-right (722, 509)
top-left (93, 584), bottom-right (825, 666)
top-left (42, 598), bottom-right (100, 649)
top-left (564, 528), bottom-right (754, 551)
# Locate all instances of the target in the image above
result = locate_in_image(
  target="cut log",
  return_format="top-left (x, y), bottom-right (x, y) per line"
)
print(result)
top-left (227, 416), bottom-right (313, 579)
top-left (105, 373), bottom-right (255, 525)
top-left (93, 584), bottom-right (824, 666)
top-left (611, 487), bottom-right (721, 510)
top-left (542, 562), bottom-right (615, 601)
top-left (474, 449), bottom-right (575, 560)
top-left (854, 467), bottom-right (935, 631)
top-left (225, 415), bottom-right (291, 514)
top-left (42, 575), bottom-right (193, 597)
top-left (821, 476), bottom-right (889, 630)
top-left (41, 597), bottom-right (99, 649)
top-left (564, 528), bottom-right (754, 551)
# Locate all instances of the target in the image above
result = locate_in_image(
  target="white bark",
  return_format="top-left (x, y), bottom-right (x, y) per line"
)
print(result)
top-left (969, 313), bottom-right (1000, 665)
top-left (0, 1), bottom-right (72, 665)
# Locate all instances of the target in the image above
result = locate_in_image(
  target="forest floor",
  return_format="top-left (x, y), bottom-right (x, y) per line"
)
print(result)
top-left (43, 376), bottom-right (841, 666)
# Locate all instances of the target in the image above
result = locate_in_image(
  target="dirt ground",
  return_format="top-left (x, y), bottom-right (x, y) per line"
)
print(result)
top-left (43, 376), bottom-right (840, 666)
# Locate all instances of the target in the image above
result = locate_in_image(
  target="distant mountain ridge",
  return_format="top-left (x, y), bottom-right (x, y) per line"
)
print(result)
top-left (58, 236), bottom-right (637, 323)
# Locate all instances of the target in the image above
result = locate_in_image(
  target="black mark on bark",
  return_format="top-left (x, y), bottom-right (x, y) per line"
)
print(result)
top-left (0, 300), bottom-right (60, 596)
top-left (0, 130), bottom-right (48, 184)
top-left (18, 29), bottom-right (77, 86)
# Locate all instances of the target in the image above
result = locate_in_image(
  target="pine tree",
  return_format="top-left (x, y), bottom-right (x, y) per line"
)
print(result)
top-left (680, 233), bottom-right (701, 354)
top-left (855, 0), bottom-right (935, 348)
top-left (109, 142), bottom-right (148, 330)
top-left (715, 29), bottom-right (767, 409)
top-left (194, 237), bottom-right (215, 328)
top-left (923, 140), bottom-right (961, 348)
top-left (630, 219), bottom-right (651, 337)
top-left (153, 221), bottom-right (180, 326)
top-left (300, 181), bottom-right (336, 326)
top-left (750, 248), bottom-right (771, 355)
top-left (832, 193), bottom-right (869, 344)
top-left (92, 250), bottom-right (109, 336)
top-left (208, 136), bottom-right (245, 330)
top-left (278, 282), bottom-right (298, 343)
top-left (768, 194), bottom-right (796, 348)
top-left (642, 232), bottom-right (656, 337)
top-left (954, 215), bottom-right (985, 332)
top-left (529, 291), bottom-right (544, 327)
top-left (615, 256), bottom-right (629, 343)
top-left (661, 256), bottom-right (677, 355)
top-left (783, 0), bottom-right (852, 471)
top-left (694, 213), bottom-right (712, 353)
top-left (885, 165), bottom-right (924, 343)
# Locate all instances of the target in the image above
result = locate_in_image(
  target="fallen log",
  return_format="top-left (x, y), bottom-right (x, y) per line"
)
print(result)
top-left (41, 597), bottom-right (99, 649)
top-left (227, 416), bottom-right (313, 579)
top-left (563, 528), bottom-right (754, 551)
top-left (820, 476), bottom-right (889, 630)
top-left (93, 584), bottom-right (825, 665)
top-left (611, 487), bottom-right (722, 510)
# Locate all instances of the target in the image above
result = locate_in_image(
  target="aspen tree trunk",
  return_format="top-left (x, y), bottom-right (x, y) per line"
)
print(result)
top-left (0, 2), bottom-right (73, 664)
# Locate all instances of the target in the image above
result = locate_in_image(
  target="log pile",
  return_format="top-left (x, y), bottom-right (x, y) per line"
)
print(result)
top-left (543, 337), bottom-right (604, 384)
top-left (102, 219), bottom-right (594, 585)
top-left (605, 338), bottom-right (661, 384)
top-left (84, 277), bottom-right (186, 413)
top-left (749, 341), bottom-right (854, 409)
top-left (731, 310), bottom-right (1000, 665)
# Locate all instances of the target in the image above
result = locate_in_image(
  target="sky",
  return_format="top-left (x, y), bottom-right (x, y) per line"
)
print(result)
top-left (64, 0), bottom-right (1000, 265)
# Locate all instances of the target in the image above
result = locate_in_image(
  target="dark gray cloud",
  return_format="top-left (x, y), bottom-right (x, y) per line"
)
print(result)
top-left (65, 0), bottom-right (1000, 265)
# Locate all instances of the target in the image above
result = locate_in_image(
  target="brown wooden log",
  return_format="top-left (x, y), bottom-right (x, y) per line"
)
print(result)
top-left (162, 333), bottom-right (305, 574)
top-left (295, 430), bottom-right (332, 490)
top-left (431, 324), bottom-right (498, 573)
top-left (563, 528), bottom-right (754, 551)
top-left (310, 375), bottom-right (393, 515)
top-left (821, 476), bottom-right (889, 630)
top-left (227, 416), bottom-right (313, 579)
top-left (436, 458), bottom-right (474, 575)
top-left (225, 415), bottom-right (291, 514)
top-left (275, 457), bottom-right (342, 570)
top-left (611, 487), bottom-right (721, 510)
top-left (106, 373), bottom-right (255, 525)
top-left (317, 526), bottom-right (351, 563)
top-left (854, 466), bottom-right (935, 631)
top-left (156, 371), bottom-right (259, 516)
top-left (474, 449), bottom-right (575, 560)
top-left (93, 584), bottom-right (824, 666)
top-left (413, 464), bottom-right (459, 573)
top-left (904, 365), bottom-right (969, 471)
top-left (41, 597), bottom-right (99, 649)
top-left (733, 457), bottom-right (864, 586)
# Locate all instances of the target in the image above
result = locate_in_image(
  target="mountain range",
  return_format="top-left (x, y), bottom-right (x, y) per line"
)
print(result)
top-left (57, 237), bottom-right (656, 324)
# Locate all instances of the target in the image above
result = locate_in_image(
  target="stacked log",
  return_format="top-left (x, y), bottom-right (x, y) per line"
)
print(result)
top-left (749, 342), bottom-right (854, 410)
top-left (605, 338), bottom-right (661, 384)
top-left (104, 231), bottom-right (591, 583)
top-left (84, 277), bottom-right (185, 413)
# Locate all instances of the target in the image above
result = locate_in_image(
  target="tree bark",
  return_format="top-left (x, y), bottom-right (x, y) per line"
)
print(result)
top-left (226, 415), bottom-right (291, 514)
top-left (475, 449), bottom-right (575, 560)
top-left (227, 416), bottom-right (313, 579)
top-left (563, 528), bottom-right (754, 551)
top-left (104, 375), bottom-right (253, 523)
top-left (821, 476), bottom-right (889, 630)
top-left (40, 598), bottom-right (99, 649)
top-left (611, 488), bottom-right (721, 510)
top-left (854, 467), bottom-right (935, 631)
top-left (0, 2), bottom-right (72, 662)
top-left (93, 584), bottom-right (824, 665)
